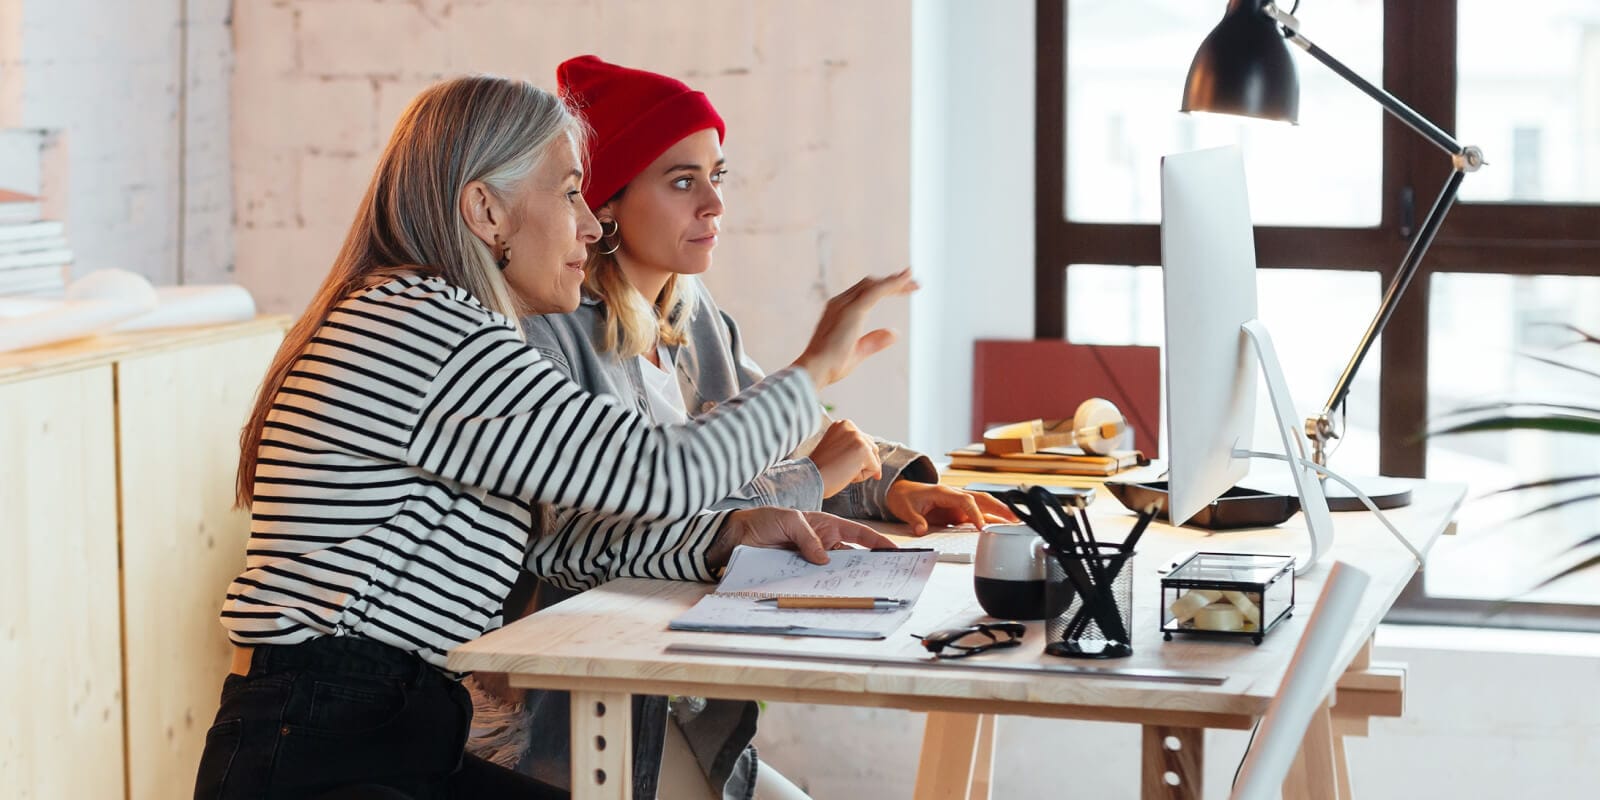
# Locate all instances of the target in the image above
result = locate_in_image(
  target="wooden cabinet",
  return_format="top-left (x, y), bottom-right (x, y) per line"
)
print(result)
top-left (0, 318), bottom-right (286, 800)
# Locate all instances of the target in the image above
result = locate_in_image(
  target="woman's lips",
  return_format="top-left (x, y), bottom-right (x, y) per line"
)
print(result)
top-left (688, 233), bottom-right (718, 247)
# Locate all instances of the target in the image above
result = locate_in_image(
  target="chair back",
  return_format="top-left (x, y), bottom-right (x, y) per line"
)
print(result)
top-left (1231, 561), bottom-right (1372, 800)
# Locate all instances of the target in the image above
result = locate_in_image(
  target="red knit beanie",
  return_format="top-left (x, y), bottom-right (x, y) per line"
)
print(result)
top-left (557, 55), bottom-right (726, 210)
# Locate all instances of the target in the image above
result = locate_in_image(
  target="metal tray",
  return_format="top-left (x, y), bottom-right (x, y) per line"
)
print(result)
top-left (1104, 480), bottom-right (1299, 530)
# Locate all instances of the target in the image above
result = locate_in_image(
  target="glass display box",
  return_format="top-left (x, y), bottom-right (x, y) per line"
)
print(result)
top-left (1161, 552), bottom-right (1295, 645)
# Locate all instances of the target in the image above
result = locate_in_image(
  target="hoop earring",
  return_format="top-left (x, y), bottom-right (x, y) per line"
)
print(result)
top-left (598, 219), bottom-right (621, 256)
top-left (494, 236), bottom-right (510, 270)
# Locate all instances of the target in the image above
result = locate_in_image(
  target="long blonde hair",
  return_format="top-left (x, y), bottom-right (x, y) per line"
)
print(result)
top-left (583, 232), bottom-right (691, 357)
top-left (235, 75), bottom-right (586, 506)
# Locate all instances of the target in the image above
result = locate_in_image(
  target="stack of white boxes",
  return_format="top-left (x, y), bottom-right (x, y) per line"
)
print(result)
top-left (0, 128), bottom-right (71, 306)
top-left (0, 189), bottom-right (71, 297)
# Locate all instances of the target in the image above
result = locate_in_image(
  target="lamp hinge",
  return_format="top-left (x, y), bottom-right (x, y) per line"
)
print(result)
top-left (1398, 185), bottom-right (1415, 239)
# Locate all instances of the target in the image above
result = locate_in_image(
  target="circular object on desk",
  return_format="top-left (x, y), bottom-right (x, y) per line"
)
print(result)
top-left (1045, 639), bottom-right (1133, 659)
top-left (1194, 605), bottom-right (1244, 632)
top-left (1073, 398), bottom-right (1127, 455)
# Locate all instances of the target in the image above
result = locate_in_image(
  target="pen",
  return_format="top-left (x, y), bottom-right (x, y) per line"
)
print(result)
top-left (755, 597), bottom-right (907, 610)
top-left (871, 547), bottom-right (933, 552)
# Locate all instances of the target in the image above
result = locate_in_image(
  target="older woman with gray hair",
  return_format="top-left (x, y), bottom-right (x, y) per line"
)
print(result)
top-left (192, 74), bottom-right (911, 799)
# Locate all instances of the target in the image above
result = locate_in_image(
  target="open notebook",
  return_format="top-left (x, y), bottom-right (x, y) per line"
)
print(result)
top-left (669, 545), bottom-right (938, 639)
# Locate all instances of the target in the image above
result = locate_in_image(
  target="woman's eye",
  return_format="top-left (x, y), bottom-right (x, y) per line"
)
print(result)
top-left (673, 177), bottom-right (693, 190)
top-left (711, 169), bottom-right (728, 184)
top-left (565, 189), bottom-right (581, 203)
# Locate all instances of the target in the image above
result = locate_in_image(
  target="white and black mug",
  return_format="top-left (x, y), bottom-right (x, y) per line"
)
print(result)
top-left (974, 524), bottom-right (1060, 620)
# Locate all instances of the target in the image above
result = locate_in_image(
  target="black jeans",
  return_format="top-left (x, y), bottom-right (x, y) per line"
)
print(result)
top-left (193, 636), bottom-right (565, 799)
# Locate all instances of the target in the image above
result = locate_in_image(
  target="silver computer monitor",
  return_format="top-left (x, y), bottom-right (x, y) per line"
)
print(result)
top-left (1160, 145), bottom-right (1258, 525)
top-left (1160, 145), bottom-right (1333, 574)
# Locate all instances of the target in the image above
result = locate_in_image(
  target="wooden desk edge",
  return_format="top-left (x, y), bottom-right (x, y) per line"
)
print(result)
top-left (498, 672), bottom-right (1257, 731)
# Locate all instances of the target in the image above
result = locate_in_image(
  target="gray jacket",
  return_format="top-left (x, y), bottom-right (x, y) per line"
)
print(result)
top-left (523, 276), bottom-right (936, 516)
top-left (514, 277), bottom-right (934, 799)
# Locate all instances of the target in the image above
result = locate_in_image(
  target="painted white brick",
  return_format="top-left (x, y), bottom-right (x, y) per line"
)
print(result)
top-left (234, 148), bottom-right (299, 230)
top-left (373, 77), bottom-right (444, 141)
top-left (297, 148), bottom-right (378, 232)
top-left (298, 0), bottom-right (449, 79)
top-left (0, 0), bottom-right (233, 287)
top-left (235, 75), bottom-right (377, 155)
top-left (443, 1), bottom-right (586, 81)
top-left (233, 221), bottom-right (345, 312)
top-left (233, 0), bottom-right (300, 78)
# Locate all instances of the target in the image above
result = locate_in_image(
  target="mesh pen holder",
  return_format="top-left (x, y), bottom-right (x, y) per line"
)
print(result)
top-left (1044, 543), bottom-right (1134, 659)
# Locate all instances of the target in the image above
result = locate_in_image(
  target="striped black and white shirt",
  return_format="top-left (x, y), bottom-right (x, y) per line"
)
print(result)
top-left (220, 275), bottom-right (821, 669)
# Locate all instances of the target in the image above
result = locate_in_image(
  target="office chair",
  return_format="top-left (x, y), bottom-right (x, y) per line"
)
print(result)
top-left (1232, 561), bottom-right (1372, 800)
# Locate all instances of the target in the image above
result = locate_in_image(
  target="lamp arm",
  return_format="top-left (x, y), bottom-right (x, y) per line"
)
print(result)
top-left (1264, 3), bottom-right (1466, 158)
top-left (1255, 3), bottom-right (1487, 466)
top-left (1307, 168), bottom-right (1466, 459)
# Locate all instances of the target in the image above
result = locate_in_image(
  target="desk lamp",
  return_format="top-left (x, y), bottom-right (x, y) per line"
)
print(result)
top-left (1181, 0), bottom-right (1485, 510)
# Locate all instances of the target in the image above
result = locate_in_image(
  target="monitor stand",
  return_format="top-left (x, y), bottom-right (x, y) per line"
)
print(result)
top-left (1240, 319), bottom-right (1335, 577)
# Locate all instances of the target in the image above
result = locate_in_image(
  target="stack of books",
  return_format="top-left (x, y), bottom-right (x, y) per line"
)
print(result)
top-left (0, 189), bottom-right (70, 298)
top-left (945, 443), bottom-right (1143, 477)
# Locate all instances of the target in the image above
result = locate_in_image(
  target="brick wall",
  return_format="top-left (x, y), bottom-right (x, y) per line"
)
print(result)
top-left (0, 0), bottom-right (233, 285)
top-left (231, 0), bottom-right (914, 441)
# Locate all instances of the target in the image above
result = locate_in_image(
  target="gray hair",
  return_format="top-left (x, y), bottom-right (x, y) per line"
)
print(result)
top-left (237, 75), bottom-right (587, 505)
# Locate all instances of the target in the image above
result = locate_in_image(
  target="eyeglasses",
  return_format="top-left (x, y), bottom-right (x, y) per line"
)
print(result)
top-left (913, 622), bottom-right (1026, 659)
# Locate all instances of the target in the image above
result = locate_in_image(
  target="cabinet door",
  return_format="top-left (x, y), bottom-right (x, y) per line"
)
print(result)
top-left (116, 329), bottom-right (283, 800)
top-left (0, 366), bottom-right (125, 799)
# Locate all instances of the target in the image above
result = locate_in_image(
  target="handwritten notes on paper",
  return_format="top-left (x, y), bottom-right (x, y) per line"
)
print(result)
top-left (668, 546), bottom-right (938, 639)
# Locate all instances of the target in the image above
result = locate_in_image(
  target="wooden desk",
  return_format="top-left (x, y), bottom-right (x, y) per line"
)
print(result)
top-left (450, 480), bottom-right (1464, 799)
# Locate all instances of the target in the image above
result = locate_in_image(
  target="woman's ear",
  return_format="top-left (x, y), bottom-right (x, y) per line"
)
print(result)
top-left (595, 200), bottom-right (618, 226)
top-left (459, 180), bottom-right (505, 247)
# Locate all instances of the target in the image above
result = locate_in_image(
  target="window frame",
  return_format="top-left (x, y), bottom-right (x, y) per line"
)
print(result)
top-left (1034, 0), bottom-right (1600, 480)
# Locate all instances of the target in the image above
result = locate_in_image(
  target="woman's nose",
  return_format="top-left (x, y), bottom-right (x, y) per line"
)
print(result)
top-left (701, 184), bottom-right (725, 218)
top-left (577, 202), bottom-right (601, 243)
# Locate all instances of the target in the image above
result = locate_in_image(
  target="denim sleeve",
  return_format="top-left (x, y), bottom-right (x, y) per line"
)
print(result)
top-left (708, 458), bottom-right (826, 513)
top-left (821, 437), bottom-right (938, 521)
top-left (720, 306), bottom-right (768, 392)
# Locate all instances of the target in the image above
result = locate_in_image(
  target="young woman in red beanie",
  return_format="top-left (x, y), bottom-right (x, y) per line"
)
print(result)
top-left (191, 73), bottom-right (913, 799)
top-left (460, 56), bottom-right (1016, 799)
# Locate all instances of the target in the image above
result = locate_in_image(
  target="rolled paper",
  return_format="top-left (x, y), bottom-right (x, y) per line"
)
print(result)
top-left (1168, 589), bottom-right (1222, 624)
top-left (1195, 604), bottom-right (1244, 632)
top-left (112, 284), bottom-right (257, 332)
top-left (1223, 591), bottom-right (1263, 626)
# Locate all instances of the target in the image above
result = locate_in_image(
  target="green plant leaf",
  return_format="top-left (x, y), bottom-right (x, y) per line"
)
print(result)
top-left (1430, 415), bottom-right (1600, 437)
top-left (1514, 491), bottom-right (1600, 521)
top-left (1540, 322), bottom-right (1600, 348)
top-left (1519, 351), bottom-right (1600, 383)
top-left (1529, 546), bottom-right (1600, 592)
top-left (1438, 401), bottom-right (1600, 419)
top-left (1486, 474), bottom-right (1600, 496)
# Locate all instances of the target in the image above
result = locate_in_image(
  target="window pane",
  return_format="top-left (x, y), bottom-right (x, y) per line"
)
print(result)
top-left (1427, 273), bottom-right (1600, 518)
top-left (1066, 265), bottom-right (1381, 473)
top-left (1065, 0), bottom-right (1382, 226)
top-left (1457, 1), bottom-right (1600, 204)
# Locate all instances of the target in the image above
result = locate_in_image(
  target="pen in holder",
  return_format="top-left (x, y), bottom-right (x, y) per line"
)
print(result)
top-left (1044, 542), bottom-right (1134, 659)
top-left (998, 486), bottom-right (1159, 661)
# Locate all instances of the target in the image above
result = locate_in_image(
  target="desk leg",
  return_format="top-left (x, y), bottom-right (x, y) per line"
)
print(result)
top-left (914, 711), bottom-right (993, 799)
top-left (1282, 699), bottom-right (1339, 800)
top-left (1141, 726), bottom-right (1203, 800)
top-left (570, 690), bottom-right (633, 800)
top-left (969, 714), bottom-right (996, 800)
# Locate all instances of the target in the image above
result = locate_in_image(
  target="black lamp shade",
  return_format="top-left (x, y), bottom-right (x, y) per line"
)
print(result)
top-left (1181, 0), bottom-right (1300, 123)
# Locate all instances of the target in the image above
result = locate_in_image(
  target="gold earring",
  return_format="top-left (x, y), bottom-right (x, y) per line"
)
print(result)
top-left (598, 219), bottom-right (620, 256)
top-left (495, 236), bottom-right (510, 270)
